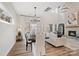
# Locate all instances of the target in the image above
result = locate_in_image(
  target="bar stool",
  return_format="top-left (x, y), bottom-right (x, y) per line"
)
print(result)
top-left (25, 32), bottom-right (32, 51)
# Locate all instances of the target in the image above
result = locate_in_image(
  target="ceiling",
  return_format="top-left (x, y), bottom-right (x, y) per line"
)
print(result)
top-left (12, 2), bottom-right (63, 17)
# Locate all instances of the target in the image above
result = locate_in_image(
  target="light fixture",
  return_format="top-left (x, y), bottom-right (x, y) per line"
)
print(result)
top-left (31, 6), bottom-right (40, 23)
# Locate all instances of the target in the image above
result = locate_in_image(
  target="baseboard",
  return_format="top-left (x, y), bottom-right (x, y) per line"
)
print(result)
top-left (6, 40), bottom-right (16, 56)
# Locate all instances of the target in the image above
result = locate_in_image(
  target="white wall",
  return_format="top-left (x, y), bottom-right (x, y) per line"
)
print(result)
top-left (0, 3), bottom-right (19, 55)
top-left (40, 10), bottom-right (66, 32)
top-left (0, 20), bottom-right (16, 55)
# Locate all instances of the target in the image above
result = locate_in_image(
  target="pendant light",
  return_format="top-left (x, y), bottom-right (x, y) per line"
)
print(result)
top-left (31, 6), bottom-right (40, 23)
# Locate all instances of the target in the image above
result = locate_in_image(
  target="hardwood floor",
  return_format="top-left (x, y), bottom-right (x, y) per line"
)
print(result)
top-left (8, 40), bottom-right (32, 56)
top-left (45, 42), bottom-right (79, 56)
top-left (8, 40), bottom-right (79, 56)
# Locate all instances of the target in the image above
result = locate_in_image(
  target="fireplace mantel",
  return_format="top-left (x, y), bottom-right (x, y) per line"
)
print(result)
top-left (65, 25), bottom-right (79, 28)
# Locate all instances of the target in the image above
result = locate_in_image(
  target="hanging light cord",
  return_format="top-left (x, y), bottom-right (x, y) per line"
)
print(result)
top-left (34, 7), bottom-right (37, 17)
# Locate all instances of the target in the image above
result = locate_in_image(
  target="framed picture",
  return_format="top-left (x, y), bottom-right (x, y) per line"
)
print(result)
top-left (0, 8), bottom-right (12, 23)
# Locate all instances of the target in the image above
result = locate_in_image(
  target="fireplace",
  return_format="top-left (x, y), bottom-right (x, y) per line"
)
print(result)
top-left (68, 31), bottom-right (76, 37)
